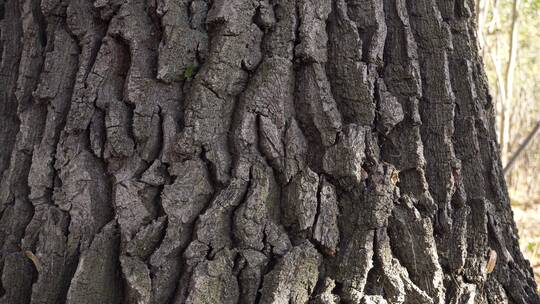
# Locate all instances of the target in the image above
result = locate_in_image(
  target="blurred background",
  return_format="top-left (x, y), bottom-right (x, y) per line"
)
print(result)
top-left (476, 0), bottom-right (540, 287)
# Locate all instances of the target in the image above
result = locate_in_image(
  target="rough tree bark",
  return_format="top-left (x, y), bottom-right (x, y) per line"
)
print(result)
top-left (0, 0), bottom-right (538, 303)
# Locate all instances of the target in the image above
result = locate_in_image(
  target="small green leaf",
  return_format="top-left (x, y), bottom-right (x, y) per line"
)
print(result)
top-left (184, 65), bottom-right (196, 80)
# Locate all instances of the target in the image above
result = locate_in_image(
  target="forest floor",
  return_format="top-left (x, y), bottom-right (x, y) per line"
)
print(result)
top-left (513, 200), bottom-right (540, 290)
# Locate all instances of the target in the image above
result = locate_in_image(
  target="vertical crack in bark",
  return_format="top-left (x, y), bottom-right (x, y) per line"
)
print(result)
top-left (21, 15), bottom-right (80, 304)
top-left (381, 0), bottom-right (437, 216)
top-left (175, 0), bottom-right (263, 186)
top-left (444, 2), bottom-right (493, 301)
top-left (93, 1), bottom-right (186, 303)
top-left (39, 2), bottom-right (120, 303)
top-left (402, 1), bottom-right (460, 302)
top-left (326, 0), bottom-right (377, 126)
top-left (0, 0), bottom-right (22, 178)
top-left (0, 0), bottom-right (49, 301)
top-left (388, 197), bottom-right (445, 304)
top-left (156, 0), bottom-right (207, 83)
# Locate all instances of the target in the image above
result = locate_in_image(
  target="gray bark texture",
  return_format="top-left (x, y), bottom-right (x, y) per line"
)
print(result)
top-left (0, 0), bottom-right (538, 303)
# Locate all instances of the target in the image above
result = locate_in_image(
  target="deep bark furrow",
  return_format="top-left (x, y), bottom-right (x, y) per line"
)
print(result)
top-left (23, 22), bottom-right (79, 250)
top-left (177, 1), bottom-right (298, 301)
top-left (445, 4), bottom-right (498, 301)
top-left (24, 22), bottom-right (80, 304)
top-left (326, 0), bottom-right (375, 127)
top-left (0, 1), bottom-right (48, 302)
top-left (0, 0), bottom-right (22, 178)
top-left (44, 3), bottom-right (118, 304)
top-left (0, 0), bottom-right (538, 304)
top-left (404, 6), bottom-right (459, 302)
top-left (381, 0), bottom-right (437, 215)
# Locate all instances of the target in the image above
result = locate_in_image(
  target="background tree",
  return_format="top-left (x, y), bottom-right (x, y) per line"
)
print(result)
top-left (0, 0), bottom-right (538, 304)
top-left (477, 0), bottom-right (540, 206)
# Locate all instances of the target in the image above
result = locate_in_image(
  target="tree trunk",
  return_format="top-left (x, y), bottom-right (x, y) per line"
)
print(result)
top-left (0, 0), bottom-right (538, 303)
